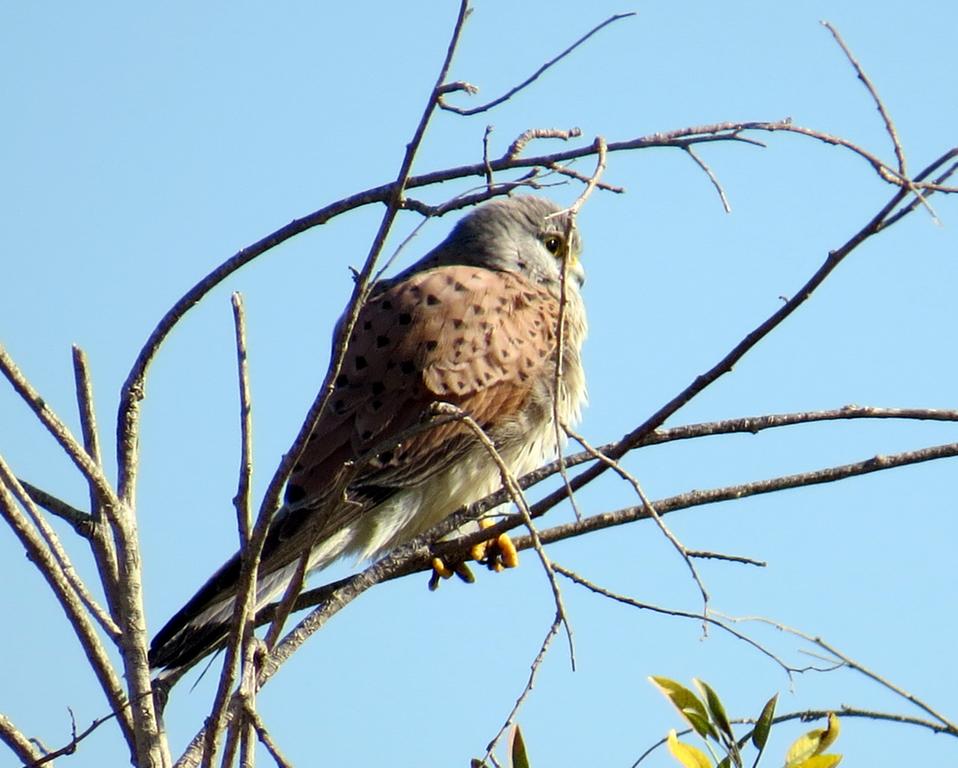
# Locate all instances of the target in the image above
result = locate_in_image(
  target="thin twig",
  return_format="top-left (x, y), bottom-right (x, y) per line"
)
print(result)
top-left (17, 481), bottom-right (93, 532)
top-left (263, 552), bottom-right (309, 651)
top-left (0, 346), bottom-right (158, 762)
top-left (821, 21), bottom-right (906, 175)
top-left (554, 564), bottom-right (811, 677)
top-left (506, 440), bottom-right (958, 554)
top-left (21, 709), bottom-right (117, 768)
top-left (0, 344), bottom-right (120, 512)
top-left (506, 127), bottom-right (582, 160)
top-left (232, 294), bottom-right (254, 546)
top-left (278, 435), bottom-right (958, 622)
top-left (71, 347), bottom-right (122, 617)
top-left (246, 709), bottom-right (294, 768)
top-left (721, 613), bottom-right (958, 733)
top-left (113, 124), bottom-right (956, 502)
top-left (439, 13), bottom-right (636, 115)
top-left (7, 470), bottom-right (120, 638)
top-left (482, 125), bottom-right (494, 189)
top-left (432, 403), bottom-right (575, 669)
top-left (565, 136), bottom-right (607, 216)
top-left (71, 346), bottom-right (104, 517)
top-left (201, 295), bottom-right (259, 768)
top-left (563, 425), bottom-right (712, 622)
top-left (684, 145), bottom-right (731, 212)
top-left (0, 459), bottom-right (134, 747)
top-left (480, 617), bottom-right (562, 765)
top-left (884, 149), bottom-right (958, 229)
top-left (523, 145), bottom-right (950, 525)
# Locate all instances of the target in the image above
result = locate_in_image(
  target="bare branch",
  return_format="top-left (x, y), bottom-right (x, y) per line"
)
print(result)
top-left (0, 344), bottom-right (121, 513)
top-left (479, 618), bottom-right (562, 766)
top-left (554, 565), bottom-right (813, 677)
top-left (439, 13), bottom-right (636, 116)
top-left (0, 713), bottom-right (41, 766)
top-left (112, 121), bottom-right (956, 514)
top-left (0, 459), bottom-right (134, 749)
top-left (431, 402), bottom-right (576, 667)
top-left (547, 162), bottom-right (625, 193)
top-left (821, 21), bottom-right (906, 175)
top-left (511, 440), bottom-right (958, 553)
top-left (71, 346), bottom-right (104, 516)
top-left (523, 164), bottom-right (926, 523)
top-left (563, 425), bottom-right (712, 623)
top-left (684, 145), bottom-right (731, 212)
top-left (506, 127), bottom-right (583, 160)
top-left (264, 435), bottom-right (958, 629)
top-left (17, 481), bottom-right (93, 533)
top-left (564, 137), bottom-right (607, 216)
top-left (246, 709), bottom-right (294, 768)
top-left (72, 346), bottom-right (122, 622)
top-left (721, 613), bottom-right (958, 733)
top-left (200, 294), bottom-right (259, 768)
top-left (883, 148), bottom-right (958, 228)
top-left (231, 294), bottom-right (254, 546)
top-left (22, 708), bottom-right (117, 768)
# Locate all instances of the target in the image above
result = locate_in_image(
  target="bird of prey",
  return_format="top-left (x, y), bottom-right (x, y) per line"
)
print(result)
top-left (149, 195), bottom-right (588, 676)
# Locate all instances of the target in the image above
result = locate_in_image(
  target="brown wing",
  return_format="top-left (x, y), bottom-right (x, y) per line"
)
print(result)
top-left (147, 265), bottom-right (562, 672)
top-left (275, 264), bottom-right (559, 543)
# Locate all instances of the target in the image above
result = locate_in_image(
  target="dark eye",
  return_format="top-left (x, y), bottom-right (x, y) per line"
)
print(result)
top-left (544, 235), bottom-right (563, 255)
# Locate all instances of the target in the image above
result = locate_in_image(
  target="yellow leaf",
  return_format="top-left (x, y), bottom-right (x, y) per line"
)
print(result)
top-left (790, 754), bottom-right (842, 768)
top-left (819, 713), bottom-right (840, 752)
top-left (785, 714), bottom-right (840, 767)
top-left (667, 729), bottom-right (713, 768)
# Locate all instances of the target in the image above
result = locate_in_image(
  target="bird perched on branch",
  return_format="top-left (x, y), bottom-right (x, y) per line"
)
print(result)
top-left (149, 195), bottom-right (588, 677)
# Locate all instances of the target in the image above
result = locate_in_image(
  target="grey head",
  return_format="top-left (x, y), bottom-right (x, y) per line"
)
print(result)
top-left (394, 196), bottom-right (584, 296)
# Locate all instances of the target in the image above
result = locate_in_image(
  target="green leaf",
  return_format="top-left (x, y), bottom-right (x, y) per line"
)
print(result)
top-left (751, 694), bottom-right (778, 750)
top-left (785, 714), bottom-right (841, 768)
top-left (509, 724), bottom-right (530, 768)
top-left (693, 679), bottom-right (733, 742)
top-left (667, 729), bottom-right (713, 768)
top-left (789, 755), bottom-right (842, 768)
top-left (649, 676), bottom-right (716, 739)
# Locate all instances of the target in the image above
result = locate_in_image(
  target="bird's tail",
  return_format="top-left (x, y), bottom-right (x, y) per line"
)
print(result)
top-left (149, 554), bottom-right (300, 678)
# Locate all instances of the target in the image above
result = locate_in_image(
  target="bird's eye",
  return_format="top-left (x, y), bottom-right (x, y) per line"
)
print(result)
top-left (543, 235), bottom-right (563, 255)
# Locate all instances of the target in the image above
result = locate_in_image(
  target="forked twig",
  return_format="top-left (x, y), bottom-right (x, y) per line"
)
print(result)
top-left (563, 425), bottom-right (712, 621)
top-left (719, 613), bottom-right (958, 733)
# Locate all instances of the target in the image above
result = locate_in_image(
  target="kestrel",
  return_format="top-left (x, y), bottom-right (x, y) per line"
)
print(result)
top-left (149, 196), bottom-right (588, 675)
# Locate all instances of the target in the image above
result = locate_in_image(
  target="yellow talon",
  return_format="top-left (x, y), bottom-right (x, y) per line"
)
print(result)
top-left (453, 562), bottom-right (476, 584)
top-left (496, 531), bottom-right (519, 570)
top-left (471, 519), bottom-right (519, 572)
top-left (428, 557), bottom-right (453, 591)
top-left (428, 521), bottom-right (519, 589)
top-left (431, 556), bottom-right (454, 579)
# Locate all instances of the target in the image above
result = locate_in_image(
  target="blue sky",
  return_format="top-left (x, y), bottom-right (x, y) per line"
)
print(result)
top-left (2, 2), bottom-right (957, 766)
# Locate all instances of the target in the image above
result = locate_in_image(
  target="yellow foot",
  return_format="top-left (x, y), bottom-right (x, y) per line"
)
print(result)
top-left (428, 557), bottom-right (474, 591)
top-left (428, 520), bottom-right (519, 590)
top-left (470, 518), bottom-right (519, 572)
